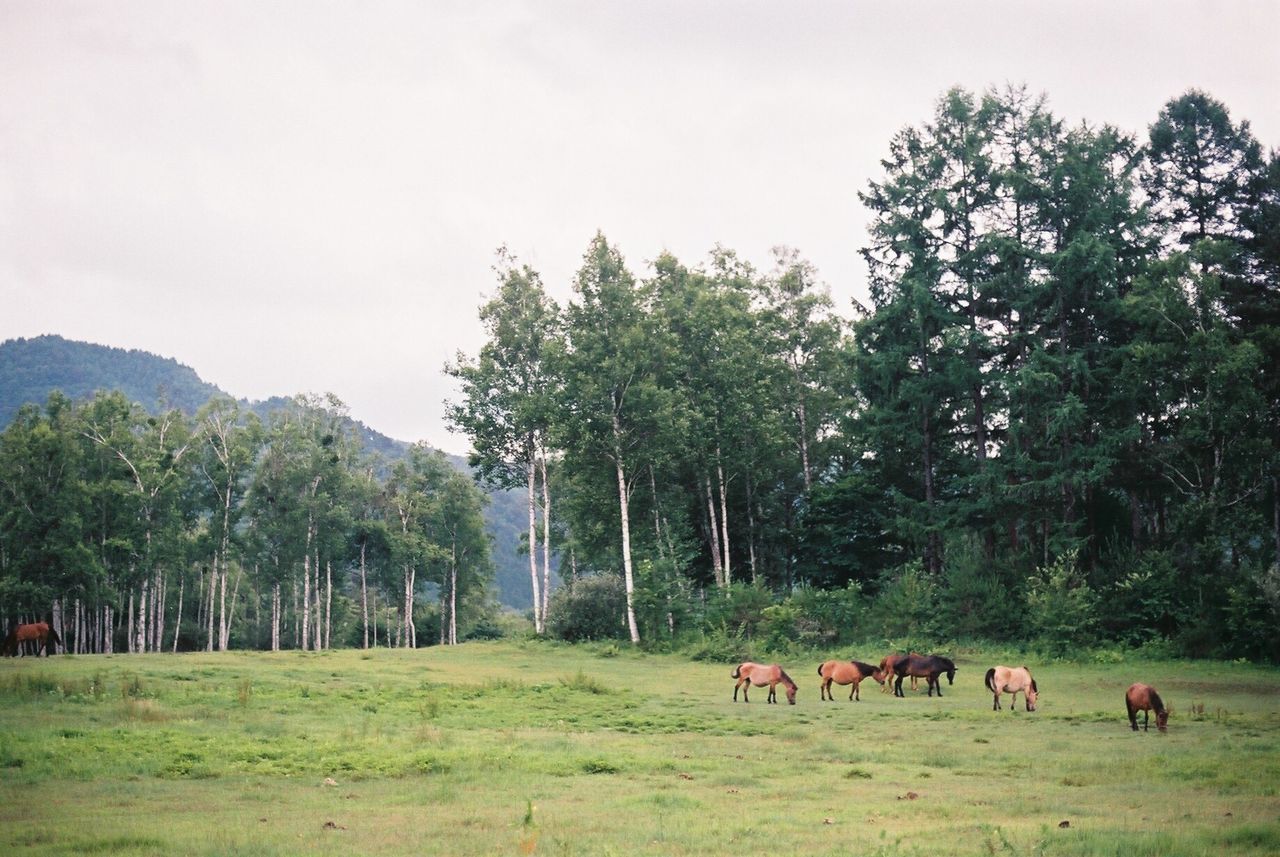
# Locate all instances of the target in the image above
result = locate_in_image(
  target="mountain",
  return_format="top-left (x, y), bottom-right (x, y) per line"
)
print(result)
top-left (0, 334), bottom-right (540, 611)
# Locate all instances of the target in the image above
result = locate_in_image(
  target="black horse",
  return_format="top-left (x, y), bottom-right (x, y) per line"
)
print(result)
top-left (893, 654), bottom-right (956, 697)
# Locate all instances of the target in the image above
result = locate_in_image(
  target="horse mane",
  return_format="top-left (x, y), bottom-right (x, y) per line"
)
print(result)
top-left (851, 660), bottom-right (877, 676)
top-left (1030, 678), bottom-right (1038, 693)
top-left (779, 669), bottom-right (796, 688)
top-left (1148, 687), bottom-right (1165, 713)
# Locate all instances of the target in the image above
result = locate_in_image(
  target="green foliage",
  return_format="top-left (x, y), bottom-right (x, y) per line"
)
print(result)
top-left (1025, 551), bottom-right (1098, 655)
top-left (868, 562), bottom-right (942, 641)
top-left (546, 575), bottom-right (628, 642)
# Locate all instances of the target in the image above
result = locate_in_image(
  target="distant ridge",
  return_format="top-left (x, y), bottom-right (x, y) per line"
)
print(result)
top-left (0, 334), bottom-right (541, 609)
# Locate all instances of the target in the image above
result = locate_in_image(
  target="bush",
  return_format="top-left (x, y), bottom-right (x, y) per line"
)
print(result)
top-left (868, 562), bottom-right (941, 641)
top-left (1024, 550), bottom-right (1097, 656)
top-left (786, 583), bottom-right (866, 646)
top-left (547, 575), bottom-right (629, 642)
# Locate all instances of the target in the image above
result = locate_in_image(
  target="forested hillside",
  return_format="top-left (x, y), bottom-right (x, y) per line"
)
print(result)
top-left (0, 335), bottom-right (541, 612)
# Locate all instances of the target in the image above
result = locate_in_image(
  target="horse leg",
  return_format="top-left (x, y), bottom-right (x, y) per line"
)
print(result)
top-left (993, 691), bottom-right (1000, 711)
top-left (734, 679), bottom-right (745, 702)
top-left (1143, 709), bottom-right (1149, 731)
top-left (894, 674), bottom-right (904, 697)
top-left (851, 680), bottom-right (859, 702)
top-left (767, 683), bottom-right (776, 704)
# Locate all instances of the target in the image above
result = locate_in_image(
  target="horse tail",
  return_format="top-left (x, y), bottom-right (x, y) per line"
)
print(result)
top-left (818, 664), bottom-right (825, 677)
top-left (985, 668), bottom-right (996, 693)
top-left (732, 665), bottom-right (742, 679)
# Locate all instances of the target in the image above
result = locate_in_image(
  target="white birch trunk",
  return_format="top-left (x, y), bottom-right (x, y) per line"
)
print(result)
top-left (172, 579), bottom-right (183, 653)
top-left (302, 551), bottom-right (312, 651)
top-left (360, 540), bottom-right (369, 649)
top-left (704, 476), bottom-right (724, 587)
top-left (717, 457), bottom-right (731, 586)
top-left (526, 453), bottom-right (543, 634)
top-left (612, 413), bottom-right (640, 645)
top-left (539, 451), bottom-right (552, 634)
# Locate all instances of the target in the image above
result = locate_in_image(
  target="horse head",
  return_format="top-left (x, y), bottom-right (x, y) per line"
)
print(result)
top-left (1156, 707), bottom-right (1169, 731)
top-left (872, 668), bottom-right (887, 685)
top-left (1025, 679), bottom-right (1038, 712)
top-left (784, 683), bottom-right (797, 705)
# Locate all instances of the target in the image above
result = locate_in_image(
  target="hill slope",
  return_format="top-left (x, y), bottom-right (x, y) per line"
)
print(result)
top-left (0, 334), bottom-right (542, 610)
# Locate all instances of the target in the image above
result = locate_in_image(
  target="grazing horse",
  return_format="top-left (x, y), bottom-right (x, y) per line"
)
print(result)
top-left (1, 622), bottom-right (61, 657)
top-left (879, 652), bottom-right (922, 694)
top-left (818, 660), bottom-right (885, 701)
top-left (732, 662), bottom-right (798, 705)
top-left (985, 665), bottom-right (1038, 712)
top-left (1126, 683), bottom-right (1169, 732)
top-left (893, 654), bottom-right (956, 697)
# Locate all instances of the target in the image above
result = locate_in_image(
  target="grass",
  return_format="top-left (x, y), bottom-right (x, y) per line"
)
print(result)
top-left (0, 642), bottom-right (1277, 855)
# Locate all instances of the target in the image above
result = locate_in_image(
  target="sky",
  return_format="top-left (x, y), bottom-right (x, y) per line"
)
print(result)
top-left (3, 1), bottom-right (1278, 454)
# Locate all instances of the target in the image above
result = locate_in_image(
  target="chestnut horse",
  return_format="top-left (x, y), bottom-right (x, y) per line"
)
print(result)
top-left (732, 662), bottom-right (798, 704)
top-left (1126, 683), bottom-right (1169, 732)
top-left (879, 652), bottom-right (921, 694)
top-left (1, 622), bottom-right (61, 657)
top-left (893, 654), bottom-right (956, 697)
top-left (818, 660), bottom-right (885, 701)
top-left (985, 665), bottom-right (1038, 712)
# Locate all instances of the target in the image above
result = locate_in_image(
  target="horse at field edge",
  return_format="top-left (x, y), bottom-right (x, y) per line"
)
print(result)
top-left (985, 665), bottom-right (1038, 712)
top-left (1126, 683), bottom-right (1169, 732)
top-left (818, 660), bottom-right (885, 701)
top-left (893, 654), bottom-right (956, 697)
top-left (733, 662), bottom-right (798, 704)
top-left (1, 622), bottom-right (61, 657)
top-left (879, 652), bottom-right (922, 693)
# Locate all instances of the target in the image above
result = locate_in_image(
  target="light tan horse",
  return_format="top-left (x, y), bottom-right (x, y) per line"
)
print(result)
top-left (732, 662), bottom-right (798, 704)
top-left (985, 665), bottom-right (1038, 712)
top-left (1125, 683), bottom-right (1169, 732)
top-left (818, 660), bottom-right (885, 701)
top-left (879, 652), bottom-right (921, 693)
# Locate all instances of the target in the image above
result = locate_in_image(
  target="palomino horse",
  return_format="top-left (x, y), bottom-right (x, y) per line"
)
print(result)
top-left (1, 622), bottom-right (61, 657)
top-left (732, 662), bottom-right (798, 705)
top-left (1126, 683), bottom-right (1169, 732)
top-left (879, 652), bottom-right (922, 694)
top-left (893, 654), bottom-right (956, 697)
top-left (985, 665), bottom-right (1038, 712)
top-left (818, 660), bottom-right (885, 701)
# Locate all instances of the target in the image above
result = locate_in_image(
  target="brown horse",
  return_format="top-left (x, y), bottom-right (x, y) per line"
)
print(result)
top-left (893, 654), bottom-right (956, 697)
top-left (879, 652), bottom-right (922, 694)
top-left (732, 662), bottom-right (798, 704)
top-left (818, 660), bottom-right (885, 701)
top-left (1, 622), bottom-right (61, 657)
top-left (985, 665), bottom-right (1038, 712)
top-left (1126, 683), bottom-right (1169, 732)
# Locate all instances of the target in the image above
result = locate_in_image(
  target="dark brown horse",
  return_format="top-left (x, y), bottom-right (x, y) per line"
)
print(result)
top-left (732, 662), bottom-right (798, 704)
top-left (879, 652), bottom-right (922, 694)
top-left (893, 654), bottom-right (956, 697)
top-left (1, 622), bottom-right (61, 657)
top-left (1126, 683), bottom-right (1169, 732)
top-left (818, 660), bottom-right (885, 701)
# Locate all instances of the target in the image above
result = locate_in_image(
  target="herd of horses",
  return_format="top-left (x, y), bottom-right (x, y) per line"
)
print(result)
top-left (733, 653), bottom-right (1170, 732)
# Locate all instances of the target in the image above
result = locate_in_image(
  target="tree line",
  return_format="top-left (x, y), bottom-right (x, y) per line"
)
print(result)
top-left (0, 391), bottom-right (492, 652)
top-left (449, 86), bottom-right (1280, 659)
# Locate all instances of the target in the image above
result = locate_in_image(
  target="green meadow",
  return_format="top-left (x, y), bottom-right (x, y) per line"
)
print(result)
top-left (1, 642), bottom-right (1278, 856)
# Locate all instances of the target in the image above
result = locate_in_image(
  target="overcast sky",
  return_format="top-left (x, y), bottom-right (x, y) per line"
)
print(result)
top-left (3, 1), bottom-right (1277, 454)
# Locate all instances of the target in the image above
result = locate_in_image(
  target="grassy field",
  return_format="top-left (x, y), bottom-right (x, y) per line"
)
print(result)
top-left (1, 641), bottom-right (1278, 856)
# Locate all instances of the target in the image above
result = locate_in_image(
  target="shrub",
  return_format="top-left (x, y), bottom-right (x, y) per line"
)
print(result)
top-left (547, 574), bottom-right (629, 642)
top-left (868, 561), bottom-right (941, 641)
top-left (1024, 550), bottom-right (1097, 656)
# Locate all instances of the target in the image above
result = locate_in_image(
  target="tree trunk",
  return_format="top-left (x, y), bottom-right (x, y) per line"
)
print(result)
top-left (539, 450), bottom-right (552, 633)
top-left (717, 455), bottom-right (731, 586)
top-left (704, 475), bottom-right (724, 586)
top-left (612, 412), bottom-right (641, 645)
top-left (360, 539), bottom-right (369, 649)
top-left (526, 453), bottom-right (543, 634)
top-left (172, 579), bottom-right (183, 653)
